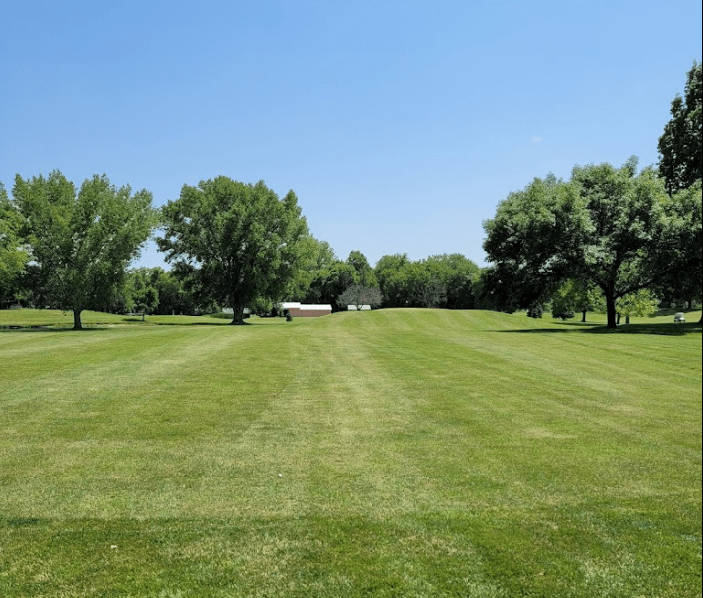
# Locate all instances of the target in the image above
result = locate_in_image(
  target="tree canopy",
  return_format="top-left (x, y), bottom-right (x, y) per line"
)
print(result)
top-left (0, 183), bottom-right (29, 306)
top-left (158, 177), bottom-right (309, 324)
top-left (658, 61), bottom-right (702, 195)
top-left (13, 171), bottom-right (156, 329)
top-left (286, 236), bottom-right (337, 302)
top-left (654, 181), bottom-right (702, 309)
top-left (483, 158), bottom-right (673, 328)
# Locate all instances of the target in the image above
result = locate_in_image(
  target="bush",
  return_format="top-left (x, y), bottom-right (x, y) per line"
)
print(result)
top-left (527, 303), bottom-right (543, 318)
top-left (552, 309), bottom-right (575, 320)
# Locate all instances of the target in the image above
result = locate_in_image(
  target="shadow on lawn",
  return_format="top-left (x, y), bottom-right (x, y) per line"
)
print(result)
top-left (501, 321), bottom-right (701, 336)
top-left (3, 517), bottom-right (42, 527)
top-left (0, 325), bottom-right (110, 333)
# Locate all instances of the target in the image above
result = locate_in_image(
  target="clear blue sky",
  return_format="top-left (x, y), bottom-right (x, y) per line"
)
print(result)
top-left (2, 0), bottom-right (701, 269)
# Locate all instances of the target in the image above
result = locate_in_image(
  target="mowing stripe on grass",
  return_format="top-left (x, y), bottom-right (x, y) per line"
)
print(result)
top-left (1, 309), bottom-right (700, 597)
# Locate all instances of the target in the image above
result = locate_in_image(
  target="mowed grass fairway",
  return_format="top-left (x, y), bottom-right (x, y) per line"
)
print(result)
top-left (1, 309), bottom-right (701, 597)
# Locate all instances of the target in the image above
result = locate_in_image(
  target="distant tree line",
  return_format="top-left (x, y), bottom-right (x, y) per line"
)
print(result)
top-left (1, 63), bottom-right (700, 328)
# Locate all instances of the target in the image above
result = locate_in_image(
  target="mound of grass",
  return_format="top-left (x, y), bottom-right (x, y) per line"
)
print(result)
top-left (1, 309), bottom-right (700, 597)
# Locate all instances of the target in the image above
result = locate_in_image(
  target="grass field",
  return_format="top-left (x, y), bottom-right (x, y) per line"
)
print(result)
top-left (0, 308), bottom-right (701, 597)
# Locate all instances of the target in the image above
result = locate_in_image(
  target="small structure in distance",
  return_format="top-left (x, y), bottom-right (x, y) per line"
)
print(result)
top-left (280, 302), bottom-right (332, 317)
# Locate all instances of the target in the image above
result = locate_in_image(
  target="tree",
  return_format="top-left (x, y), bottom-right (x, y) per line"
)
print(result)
top-left (426, 254), bottom-right (481, 309)
top-left (127, 268), bottom-right (160, 320)
top-left (402, 260), bottom-right (448, 308)
top-left (346, 250), bottom-right (377, 287)
top-left (286, 236), bottom-right (337, 302)
top-left (13, 171), bottom-right (156, 329)
top-left (307, 261), bottom-right (359, 310)
top-left (473, 264), bottom-right (542, 313)
top-left (158, 177), bottom-right (309, 325)
top-left (654, 181), bottom-right (702, 311)
top-left (337, 284), bottom-right (383, 311)
top-left (0, 183), bottom-right (29, 307)
top-left (550, 278), bottom-right (604, 322)
top-left (615, 289), bottom-right (659, 324)
top-left (375, 253), bottom-right (411, 307)
top-left (484, 158), bottom-right (670, 328)
top-left (658, 61), bottom-right (702, 195)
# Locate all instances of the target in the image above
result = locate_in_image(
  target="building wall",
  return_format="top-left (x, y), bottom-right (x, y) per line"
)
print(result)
top-left (299, 308), bottom-right (332, 317)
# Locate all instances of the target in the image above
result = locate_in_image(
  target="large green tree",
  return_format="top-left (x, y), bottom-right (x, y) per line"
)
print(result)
top-left (550, 278), bottom-right (603, 322)
top-left (286, 236), bottom-right (337, 302)
top-left (305, 261), bottom-right (359, 310)
top-left (658, 61), bottom-right (702, 195)
top-left (375, 253), bottom-right (411, 307)
top-left (615, 289), bottom-right (660, 325)
top-left (127, 268), bottom-right (161, 320)
top-left (346, 250), bottom-right (377, 287)
top-left (654, 181), bottom-right (702, 311)
top-left (13, 171), bottom-right (156, 329)
top-left (426, 254), bottom-right (481, 309)
top-left (374, 253), bottom-right (480, 309)
top-left (0, 183), bottom-right (29, 306)
top-left (158, 177), bottom-right (308, 324)
top-left (484, 158), bottom-right (671, 328)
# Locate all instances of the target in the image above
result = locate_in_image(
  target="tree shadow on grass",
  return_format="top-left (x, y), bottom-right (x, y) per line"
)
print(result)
top-left (148, 320), bottom-right (251, 326)
top-left (3, 517), bottom-right (42, 527)
top-left (0, 325), bottom-right (110, 333)
top-left (499, 322), bottom-right (701, 337)
top-left (584, 322), bottom-right (701, 336)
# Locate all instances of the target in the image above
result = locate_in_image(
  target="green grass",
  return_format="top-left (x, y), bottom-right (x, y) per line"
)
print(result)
top-left (0, 308), bottom-right (241, 328)
top-left (0, 309), bottom-right (700, 597)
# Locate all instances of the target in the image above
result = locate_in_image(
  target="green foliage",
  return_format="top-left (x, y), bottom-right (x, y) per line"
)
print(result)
top-left (403, 260), bottom-right (448, 308)
top-left (658, 61), bottom-right (702, 195)
top-left (12, 171), bottom-right (156, 329)
top-left (346, 250), bottom-right (377, 287)
top-left (127, 268), bottom-right (160, 319)
top-left (249, 295), bottom-right (274, 316)
top-left (303, 260), bottom-right (359, 310)
top-left (374, 253), bottom-right (480, 309)
top-left (374, 253), bottom-right (411, 307)
top-left (550, 279), bottom-right (604, 321)
top-left (0, 183), bottom-right (29, 305)
top-left (655, 181), bottom-right (702, 307)
top-left (616, 289), bottom-right (660, 323)
top-left (484, 159), bottom-right (671, 327)
top-left (158, 177), bottom-right (309, 324)
top-left (286, 236), bottom-right (337, 301)
top-left (426, 253), bottom-right (481, 309)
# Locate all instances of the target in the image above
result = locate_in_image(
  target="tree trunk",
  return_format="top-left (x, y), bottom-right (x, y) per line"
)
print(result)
top-left (625, 315), bottom-right (630, 325)
top-left (73, 309), bottom-right (83, 330)
top-left (605, 292), bottom-right (617, 329)
top-left (581, 309), bottom-right (587, 322)
top-left (229, 301), bottom-right (246, 325)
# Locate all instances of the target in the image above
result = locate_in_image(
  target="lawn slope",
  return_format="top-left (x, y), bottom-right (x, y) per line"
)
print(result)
top-left (1, 309), bottom-right (700, 597)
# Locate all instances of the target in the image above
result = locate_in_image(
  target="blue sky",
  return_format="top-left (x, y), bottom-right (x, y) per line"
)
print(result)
top-left (2, 0), bottom-right (701, 269)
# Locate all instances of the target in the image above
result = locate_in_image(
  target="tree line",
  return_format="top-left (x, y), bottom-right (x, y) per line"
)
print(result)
top-left (1, 63), bottom-right (700, 329)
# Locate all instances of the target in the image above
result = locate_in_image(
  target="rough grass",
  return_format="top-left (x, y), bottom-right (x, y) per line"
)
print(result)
top-left (0, 309), bottom-right (700, 597)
